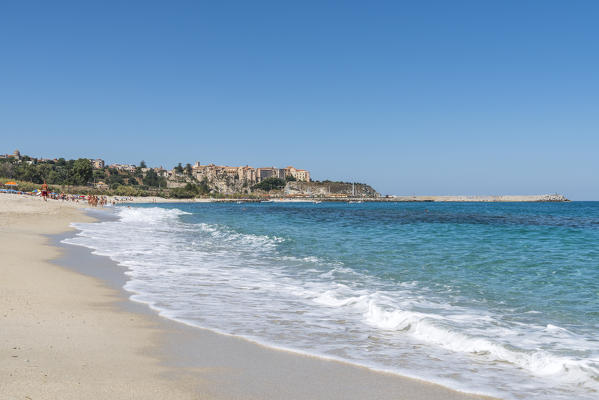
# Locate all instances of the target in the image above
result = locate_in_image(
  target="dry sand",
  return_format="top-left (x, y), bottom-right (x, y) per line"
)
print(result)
top-left (0, 195), bottom-right (199, 399)
top-left (0, 194), bottom-right (497, 400)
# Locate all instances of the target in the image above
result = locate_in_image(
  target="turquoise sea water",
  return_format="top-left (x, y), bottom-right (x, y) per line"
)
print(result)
top-left (65, 202), bottom-right (599, 399)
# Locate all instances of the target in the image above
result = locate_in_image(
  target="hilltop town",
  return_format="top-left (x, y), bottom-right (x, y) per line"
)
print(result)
top-left (0, 150), bottom-right (378, 199)
top-left (1, 150), bottom-right (569, 202)
top-left (105, 160), bottom-right (312, 191)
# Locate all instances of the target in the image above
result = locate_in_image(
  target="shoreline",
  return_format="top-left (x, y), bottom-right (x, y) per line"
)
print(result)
top-left (0, 191), bottom-right (570, 206)
top-left (110, 194), bottom-right (569, 204)
top-left (2, 194), bottom-right (496, 399)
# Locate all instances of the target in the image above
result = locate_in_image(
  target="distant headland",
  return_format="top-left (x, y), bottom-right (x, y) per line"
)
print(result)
top-left (0, 150), bottom-right (568, 201)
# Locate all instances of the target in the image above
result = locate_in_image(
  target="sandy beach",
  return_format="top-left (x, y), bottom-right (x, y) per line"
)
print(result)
top-left (0, 195), bottom-right (199, 399)
top-left (1, 194), bottom-right (495, 400)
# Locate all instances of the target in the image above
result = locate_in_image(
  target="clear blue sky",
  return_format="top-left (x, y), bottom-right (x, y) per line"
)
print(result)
top-left (1, 1), bottom-right (597, 199)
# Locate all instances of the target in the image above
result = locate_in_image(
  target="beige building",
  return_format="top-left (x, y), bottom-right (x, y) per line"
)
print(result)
top-left (109, 163), bottom-right (136, 172)
top-left (91, 159), bottom-right (105, 169)
top-left (284, 166), bottom-right (310, 182)
top-left (192, 162), bottom-right (259, 184)
top-left (237, 166), bottom-right (257, 182)
top-left (256, 167), bottom-right (285, 182)
top-left (189, 161), bottom-right (309, 185)
top-left (153, 167), bottom-right (168, 177)
top-left (7, 149), bottom-right (21, 160)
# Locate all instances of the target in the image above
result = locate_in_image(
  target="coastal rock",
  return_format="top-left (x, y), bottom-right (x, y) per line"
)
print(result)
top-left (284, 181), bottom-right (379, 198)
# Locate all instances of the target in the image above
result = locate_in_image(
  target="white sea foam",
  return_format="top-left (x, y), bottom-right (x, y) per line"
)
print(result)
top-left (118, 206), bottom-right (191, 223)
top-left (63, 205), bottom-right (599, 400)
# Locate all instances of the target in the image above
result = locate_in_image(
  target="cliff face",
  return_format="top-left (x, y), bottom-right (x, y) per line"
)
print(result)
top-left (284, 181), bottom-right (379, 197)
top-left (165, 172), bottom-right (380, 197)
top-left (166, 174), bottom-right (251, 194)
top-left (193, 169), bottom-right (253, 194)
top-left (211, 177), bottom-right (251, 194)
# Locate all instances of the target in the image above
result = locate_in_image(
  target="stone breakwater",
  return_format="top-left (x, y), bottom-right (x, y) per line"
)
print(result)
top-left (387, 194), bottom-right (569, 202)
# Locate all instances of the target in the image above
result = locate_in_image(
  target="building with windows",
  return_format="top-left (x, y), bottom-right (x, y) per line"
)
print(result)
top-left (108, 163), bottom-right (136, 172)
top-left (256, 167), bottom-right (286, 182)
top-left (91, 159), bottom-right (105, 169)
top-left (284, 166), bottom-right (310, 182)
top-left (187, 161), bottom-right (309, 185)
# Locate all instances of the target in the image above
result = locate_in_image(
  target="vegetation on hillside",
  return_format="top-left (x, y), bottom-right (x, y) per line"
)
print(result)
top-left (0, 157), bottom-right (93, 185)
top-left (252, 177), bottom-right (286, 191)
top-left (1, 152), bottom-right (377, 199)
top-left (169, 182), bottom-right (210, 198)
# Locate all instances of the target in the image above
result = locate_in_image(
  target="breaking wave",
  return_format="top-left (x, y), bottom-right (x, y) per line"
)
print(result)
top-left (63, 204), bottom-right (599, 400)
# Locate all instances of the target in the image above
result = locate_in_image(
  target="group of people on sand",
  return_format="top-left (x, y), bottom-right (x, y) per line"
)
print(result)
top-left (87, 195), bottom-right (108, 207)
top-left (39, 181), bottom-right (108, 207)
top-left (56, 193), bottom-right (82, 202)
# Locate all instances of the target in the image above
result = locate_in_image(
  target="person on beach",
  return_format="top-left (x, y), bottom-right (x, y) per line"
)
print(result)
top-left (41, 181), bottom-right (48, 201)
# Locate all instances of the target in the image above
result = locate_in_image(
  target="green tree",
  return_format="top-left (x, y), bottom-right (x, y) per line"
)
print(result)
top-left (140, 160), bottom-right (147, 168)
top-left (93, 169), bottom-right (106, 181)
top-left (197, 179), bottom-right (210, 194)
top-left (143, 169), bottom-right (160, 187)
top-left (16, 164), bottom-right (43, 183)
top-left (51, 166), bottom-right (69, 185)
top-left (184, 183), bottom-right (198, 193)
top-left (252, 178), bottom-right (285, 191)
top-left (107, 170), bottom-right (124, 189)
top-left (169, 183), bottom-right (197, 198)
top-left (0, 162), bottom-right (15, 179)
top-left (36, 164), bottom-right (53, 182)
top-left (174, 163), bottom-right (183, 174)
top-left (71, 158), bottom-right (93, 185)
top-left (46, 169), bottom-right (62, 184)
top-left (184, 163), bottom-right (193, 176)
top-left (106, 174), bottom-right (125, 189)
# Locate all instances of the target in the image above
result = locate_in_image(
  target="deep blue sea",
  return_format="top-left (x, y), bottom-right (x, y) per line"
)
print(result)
top-left (65, 201), bottom-right (599, 399)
